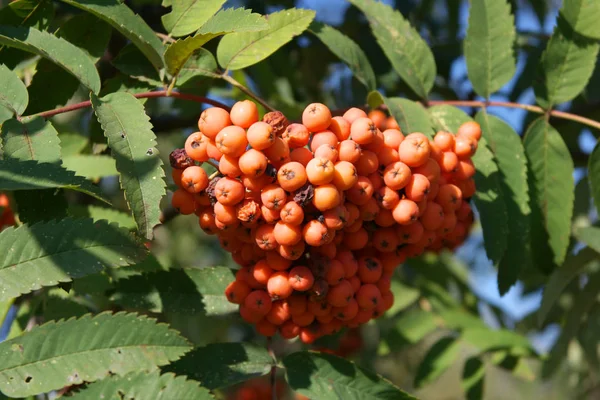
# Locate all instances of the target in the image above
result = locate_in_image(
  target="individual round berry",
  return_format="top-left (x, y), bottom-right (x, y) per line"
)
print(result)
top-left (314, 144), bottom-right (338, 162)
top-left (252, 260), bottom-right (273, 285)
top-left (267, 271), bottom-right (293, 299)
top-left (265, 251), bottom-right (293, 271)
top-left (244, 290), bottom-right (272, 316)
top-left (282, 123), bottom-right (310, 148)
top-left (280, 320), bottom-right (301, 338)
top-left (238, 149), bottom-right (268, 177)
top-left (255, 224), bottom-right (277, 250)
top-left (219, 154), bottom-right (242, 177)
top-left (215, 125), bottom-right (248, 157)
top-left (273, 221), bottom-right (302, 246)
top-left (185, 132), bottom-right (209, 162)
top-left (288, 266), bottom-right (314, 291)
top-left (421, 201), bottom-right (445, 231)
top-left (261, 184), bottom-right (287, 210)
top-left (180, 166), bottom-right (208, 193)
top-left (457, 121), bottom-right (482, 141)
top-left (329, 116), bottom-right (351, 141)
top-left (383, 129), bottom-right (404, 149)
top-left (440, 151), bottom-right (459, 173)
top-left (383, 161), bottom-right (411, 190)
top-left (256, 319), bottom-right (277, 336)
top-left (312, 184), bottom-right (341, 211)
top-left (342, 107), bottom-right (368, 124)
top-left (277, 161), bottom-right (307, 192)
top-left (247, 121), bottom-right (275, 150)
top-left (346, 176), bottom-right (374, 206)
top-left (215, 177), bottom-right (245, 205)
top-left (198, 107), bottom-right (231, 139)
top-left (206, 139), bottom-right (223, 160)
top-left (392, 199), bottom-right (419, 225)
top-left (264, 137), bottom-right (290, 167)
top-left (436, 184), bottom-right (463, 212)
top-left (172, 189), bottom-right (196, 214)
top-left (310, 131), bottom-right (338, 152)
top-left (325, 259), bottom-right (345, 285)
top-left (266, 300), bottom-right (291, 325)
top-left (454, 136), bottom-right (477, 159)
top-left (290, 147), bottom-right (313, 166)
top-left (368, 110), bottom-right (387, 129)
top-left (396, 221), bottom-right (424, 244)
top-left (303, 220), bottom-right (330, 247)
top-left (399, 133), bottom-right (431, 167)
top-left (404, 173), bottom-right (431, 202)
top-left (327, 280), bottom-right (354, 307)
top-left (350, 117), bottom-right (377, 145)
top-left (357, 257), bottom-right (383, 284)
top-left (434, 131), bottom-right (455, 151)
top-left (225, 280), bottom-right (251, 304)
top-left (306, 157), bottom-right (335, 185)
top-left (230, 100), bottom-right (259, 128)
top-left (338, 140), bottom-right (362, 163)
top-left (355, 150), bottom-right (379, 176)
top-left (280, 201), bottom-right (304, 225)
top-left (356, 284), bottom-right (382, 310)
top-left (302, 103), bottom-right (332, 132)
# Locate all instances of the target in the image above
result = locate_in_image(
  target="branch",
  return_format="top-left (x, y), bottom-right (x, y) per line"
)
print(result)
top-left (221, 74), bottom-right (276, 112)
top-left (24, 90), bottom-right (231, 121)
top-left (427, 100), bottom-right (600, 131)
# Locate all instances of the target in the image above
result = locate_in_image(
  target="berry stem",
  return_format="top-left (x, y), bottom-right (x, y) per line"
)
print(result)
top-left (221, 74), bottom-right (276, 112)
top-left (23, 90), bottom-right (231, 121)
top-left (427, 100), bottom-right (600, 131)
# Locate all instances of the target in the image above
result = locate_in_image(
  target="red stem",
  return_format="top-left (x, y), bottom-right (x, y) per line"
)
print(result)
top-left (30, 90), bottom-right (231, 120)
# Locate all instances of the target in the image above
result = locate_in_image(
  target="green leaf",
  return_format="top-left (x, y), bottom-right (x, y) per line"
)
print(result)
top-left (217, 8), bottom-right (314, 71)
top-left (386, 280), bottom-right (420, 316)
top-left (14, 189), bottom-right (68, 224)
top-left (1, 117), bottom-right (61, 163)
top-left (414, 336), bottom-right (461, 388)
top-left (524, 118), bottom-right (574, 268)
top-left (59, 133), bottom-right (89, 156)
top-left (69, 371), bottom-right (214, 399)
top-left (111, 267), bottom-right (238, 316)
top-left (476, 110), bottom-right (531, 294)
top-left (78, 205), bottom-right (137, 230)
top-left (0, 218), bottom-right (148, 302)
top-left (166, 342), bottom-right (273, 390)
top-left (561, 0), bottom-right (600, 39)
top-left (91, 92), bottom-right (166, 240)
top-left (0, 0), bottom-right (54, 30)
top-left (348, 0), bottom-right (436, 99)
top-left (538, 247), bottom-right (597, 326)
top-left (165, 8), bottom-right (268, 76)
top-left (112, 43), bottom-right (162, 85)
top-left (590, 141), bottom-right (600, 214)
top-left (284, 351), bottom-right (416, 399)
top-left (177, 48), bottom-right (219, 85)
top-left (62, 155), bottom-right (118, 180)
top-left (383, 96), bottom-right (434, 137)
top-left (428, 104), bottom-right (471, 132)
top-left (462, 356), bottom-right (485, 400)
top-left (385, 310), bottom-right (439, 351)
top-left (0, 25), bottom-right (100, 94)
top-left (59, 0), bottom-right (165, 70)
top-left (25, 13), bottom-right (112, 114)
top-left (43, 291), bottom-right (89, 321)
top-left (0, 64), bottom-right (27, 116)
top-left (0, 159), bottom-right (108, 203)
top-left (533, 19), bottom-right (599, 108)
top-left (461, 328), bottom-right (535, 355)
top-left (542, 270), bottom-right (600, 377)
top-left (0, 312), bottom-right (191, 398)
top-left (464, 0), bottom-right (516, 98)
top-left (309, 21), bottom-right (376, 90)
top-left (367, 90), bottom-right (384, 110)
top-left (162, 0), bottom-right (225, 37)
top-left (575, 226), bottom-right (600, 254)
top-left (472, 137), bottom-right (509, 265)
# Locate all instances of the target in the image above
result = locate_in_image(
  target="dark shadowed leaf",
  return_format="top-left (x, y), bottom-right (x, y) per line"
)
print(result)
top-left (0, 64), bottom-right (27, 116)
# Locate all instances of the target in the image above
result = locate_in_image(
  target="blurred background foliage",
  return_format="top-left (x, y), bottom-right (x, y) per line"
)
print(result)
top-left (1, 0), bottom-right (599, 399)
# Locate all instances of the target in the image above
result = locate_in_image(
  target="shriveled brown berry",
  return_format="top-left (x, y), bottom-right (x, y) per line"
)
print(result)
top-left (263, 110), bottom-right (289, 136)
top-left (169, 148), bottom-right (194, 169)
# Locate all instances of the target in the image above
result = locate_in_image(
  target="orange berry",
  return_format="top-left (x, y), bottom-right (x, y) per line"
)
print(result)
top-left (277, 161), bottom-right (308, 191)
top-left (266, 300), bottom-right (291, 325)
top-left (368, 110), bottom-right (387, 130)
top-left (288, 266), bottom-right (314, 291)
top-left (263, 137), bottom-right (290, 167)
top-left (252, 259), bottom-right (273, 285)
top-left (180, 166), bottom-right (208, 193)
top-left (438, 211), bottom-right (457, 235)
top-left (303, 220), bottom-right (330, 247)
top-left (215, 177), bottom-right (245, 205)
top-left (172, 189), bottom-right (196, 215)
top-left (306, 157), bottom-right (335, 185)
top-left (198, 107), bottom-right (231, 139)
top-left (256, 319), bottom-right (277, 336)
top-left (206, 139), bottom-right (223, 160)
top-left (374, 208), bottom-right (395, 227)
top-left (355, 150), bottom-right (379, 176)
top-left (368, 172), bottom-right (384, 192)
top-left (375, 186), bottom-right (400, 210)
top-left (329, 116), bottom-right (351, 141)
top-left (265, 251), bottom-right (292, 271)
top-left (454, 136), bottom-right (477, 159)
top-left (396, 221), bottom-right (424, 244)
top-left (225, 280), bottom-right (251, 304)
top-left (404, 173), bottom-right (431, 202)
top-left (357, 257), bottom-right (383, 284)
top-left (185, 132), bottom-right (209, 162)
top-left (255, 224), bottom-right (277, 250)
top-left (293, 311), bottom-right (315, 327)
top-left (392, 199), bottom-right (419, 225)
top-left (312, 184), bottom-right (341, 211)
top-left (302, 103), bottom-right (332, 132)
top-left (434, 131), bottom-right (455, 151)
top-left (242, 174), bottom-right (273, 192)
top-left (342, 227), bottom-right (368, 250)
top-left (398, 133), bottom-right (431, 167)
top-left (310, 131), bottom-right (338, 152)
top-left (457, 121), bottom-right (482, 141)
top-left (372, 228), bottom-right (398, 252)
top-left (237, 149), bottom-right (267, 177)
top-left (325, 259), bottom-right (345, 285)
top-left (172, 169), bottom-right (183, 187)
top-left (378, 147), bottom-right (400, 167)
top-left (198, 210), bottom-right (217, 234)
top-left (244, 290), bottom-right (272, 316)
top-left (383, 129), bottom-right (404, 149)
top-left (323, 205), bottom-right (349, 231)
top-left (290, 147), bottom-right (313, 166)
top-left (454, 159), bottom-right (476, 180)
top-left (333, 298), bottom-right (359, 321)
top-left (346, 176), bottom-right (374, 206)
top-left (299, 327), bottom-right (320, 344)
top-left (247, 121), bottom-right (275, 150)
top-left (282, 123), bottom-right (310, 148)
top-left (327, 280), bottom-right (354, 307)
top-left (230, 100), bottom-right (259, 128)
top-left (219, 154), bottom-right (242, 177)
top-left (216, 125), bottom-right (248, 157)
top-left (363, 128), bottom-right (385, 152)
top-left (356, 284), bottom-right (382, 310)
top-left (314, 144), bottom-right (338, 162)
top-left (261, 184), bottom-right (287, 210)
top-left (350, 117), bottom-right (377, 145)
top-left (383, 161), bottom-right (411, 190)
top-left (288, 294), bottom-right (308, 316)
top-left (214, 202), bottom-right (237, 225)
top-left (280, 320), bottom-right (300, 338)
top-left (359, 197), bottom-right (379, 221)
top-left (280, 201), bottom-right (304, 225)
top-left (413, 158), bottom-right (441, 183)
top-left (240, 304), bottom-right (263, 323)
top-left (386, 116), bottom-right (400, 130)
top-left (436, 184), bottom-right (463, 212)
top-left (440, 151), bottom-right (459, 173)
top-left (338, 139), bottom-right (362, 163)
top-left (342, 107), bottom-right (367, 124)
top-left (421, 201), bottom-right (445, 231)
top-left (268, 271), bottom-right (293, 299)
top-left (273, 221), bottom-right (302, 246)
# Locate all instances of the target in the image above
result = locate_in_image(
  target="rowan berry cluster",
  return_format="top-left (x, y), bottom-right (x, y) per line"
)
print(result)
top-left (169, 100), bottom-right (478, 344)
top-left (0, 193), bottom-right (15, 230)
